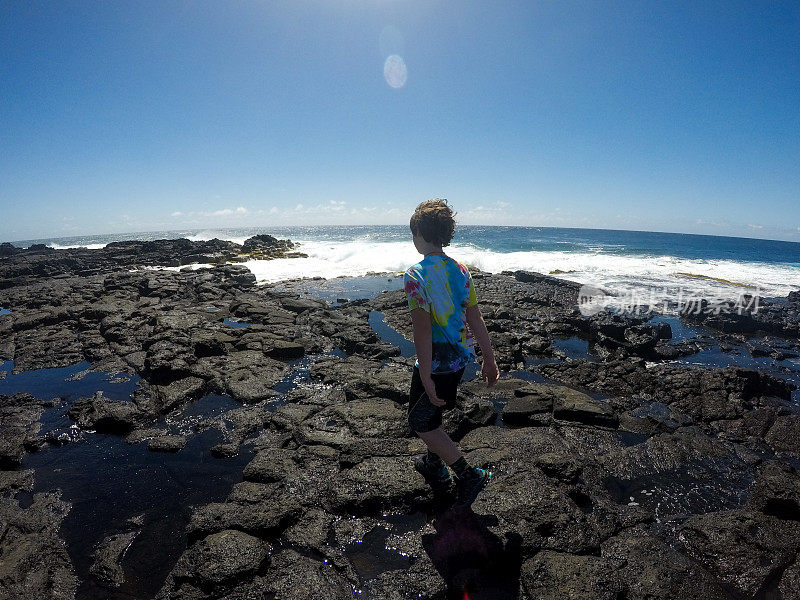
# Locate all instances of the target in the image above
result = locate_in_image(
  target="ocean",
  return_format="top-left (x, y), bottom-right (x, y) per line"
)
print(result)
top-left (9, 225), bottom-right (800, 309)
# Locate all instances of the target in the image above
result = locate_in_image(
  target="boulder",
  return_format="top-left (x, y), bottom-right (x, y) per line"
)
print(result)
top-left (171, 529), bottom-right (270, 586)
top-left (148, 435), bottom-right (187, 453)
top-left (674, 510), bottom-right (800, 598)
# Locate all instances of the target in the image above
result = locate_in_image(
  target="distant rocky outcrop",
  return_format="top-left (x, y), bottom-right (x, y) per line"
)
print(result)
top-left (0, 235), bottom-right (305, 289)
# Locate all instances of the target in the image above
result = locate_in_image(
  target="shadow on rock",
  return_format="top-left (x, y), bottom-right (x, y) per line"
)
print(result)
top-left (422, 507), bottom-right (522, 599)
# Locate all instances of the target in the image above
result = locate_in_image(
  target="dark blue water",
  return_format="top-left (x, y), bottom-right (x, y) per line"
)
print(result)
top-left (0, 360), bottom-right (139, 401)
top-left (10, 225), bottom-right (800, 266)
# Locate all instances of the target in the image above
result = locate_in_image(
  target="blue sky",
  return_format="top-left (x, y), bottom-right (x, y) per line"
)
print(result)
top-left (1, 1), bottom-right (798, 242)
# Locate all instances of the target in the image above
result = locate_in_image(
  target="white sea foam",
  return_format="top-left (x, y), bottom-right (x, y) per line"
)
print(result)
top-left (36, 231), bottom-right (800, 307)
top-left (240, 239), bottom-right (800, 305)
top-left (48, 242), bottom-right (108, 250)
top-left (184, 231), bottom-right (252, 246)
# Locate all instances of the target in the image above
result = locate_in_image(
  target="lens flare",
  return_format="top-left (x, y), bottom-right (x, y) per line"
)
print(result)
top-left (383, 54), bottom-right (407, 89)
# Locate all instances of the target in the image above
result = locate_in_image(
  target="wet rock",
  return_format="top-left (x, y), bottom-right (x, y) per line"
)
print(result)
top-left (0, 393), bottom-right (44, 468)
top-left (171, 529), bottom-right (270, 587)
top-left (502, 394), bottom-right (552, 426)
top-left (124, 428), bottom-right (168, 444)
top-left (297, 398), bottom-right (407, 448)
top-left (512, 270), bottom-right (582, 307)
top-left (309, 355), bottom-right (410, 403)
top-left (746, 460), bottom-right (800, 520)
top-left (0, 468), bottom-right (34, 495)
top-left (681, 292), bottom-right (800, 339)
top-left (538, 360), bottom-right (794, 426)
top-left (600, 526), bottom-right (730, 599)
top-left (624, 401), bottom-right (694, 434)
top-left (264, 338), bottom-right (305, 360)
top-left (260, 549), bottom-right (353, 599)
top-left (444, 394), bottom-right (497, 439)
top-left (242, 449), bottom-right (299, 483)
top-left (674, 509), bottom-right (800, 598)
top-left (191, 331), bottom-right (236, 358)
top-left (0, 491), bottom-right (78, 600)
top-left (549, 386), bottom-right (619, 428)
top-left (535, 452), bottom-right (582, 483)
top-left (90, 530), bottom-right (138, 587)
top-left (276, 294), bottom-right (326, 314)
top-left (186, 484), bottom-right (301, 540)
top-left (281, 508), bottom-right (335, 553)
top-left (151, 376), bottom-right (206, 413)
top-left (764, 413), bottom-right (800, 454)
top-left (144, 338), bottom-right (195, 383)
top-left (241, 234), bottom-right (296, 257)
top-left (460, 377), bottom-right (529, 399)
top-left (331, 455), bottom-right (430, 514)
top-left (67, 392), bottom-right (145, 433)
top-left (210, 442), bottom-right (239, 458)
top-left (477, 467), bottom-right (619, 555)
top-left (148, 435), bottom-right (187, 453)
top-left (521, 550), bottom-right (625, 599)
top-left (779, 558), bottom-right (800, 599)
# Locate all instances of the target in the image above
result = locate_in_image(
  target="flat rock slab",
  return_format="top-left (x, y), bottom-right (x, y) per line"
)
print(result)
top-left (746, 460), bottom-right (800, 520)
top-left (172, 529), bottom-right (270, 586)
top-left (503, 395), bottom-right (553, 426)
top-left (674, 509), bottom-right (800, 598)
top-left (521, 550), bottom-right (625, 599)
top-left (90, 530), bottom-right (138, 587)
top-left (331, 455), bottom-right (429, 513)
top-left (553, 391), bottom-right (618, 428)
top-left (148, 435), bottom-right (187, 453)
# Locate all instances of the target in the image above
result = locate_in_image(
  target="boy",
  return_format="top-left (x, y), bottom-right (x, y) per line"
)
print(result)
top-left (403, 199), bottom-right (499, 508)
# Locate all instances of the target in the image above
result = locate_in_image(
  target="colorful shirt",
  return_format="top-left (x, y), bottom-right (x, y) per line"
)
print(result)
top-left (403, 255), bottom-right (478, 373)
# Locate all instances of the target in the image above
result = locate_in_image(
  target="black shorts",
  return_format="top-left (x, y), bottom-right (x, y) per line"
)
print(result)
top-left (408, 365), bottom-right (466, 434)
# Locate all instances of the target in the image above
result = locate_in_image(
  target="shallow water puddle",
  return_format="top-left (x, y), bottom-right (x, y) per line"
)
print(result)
top-left (550, 336), bottom-right (593, 361)
top-left (0, 359), bottom-right (139, 401)
top-left (2, 360), bottom-right (253, 600)
top-left (647, 314), bottom-right (705, 342)
top-left (23, 424), bottom-right (253, 600)
top-left (223, 316), bottom-right (252, 328)
top-left (269, 274), bottom-right (404, 305)
top-left (668, 341), bottom-right (800, 405)
top-left (603, 456), bottom-right (754, 522)
top-left (344, 512), bottom-right (425, 593)
top-left (368, 310), bottom-right (415, 358)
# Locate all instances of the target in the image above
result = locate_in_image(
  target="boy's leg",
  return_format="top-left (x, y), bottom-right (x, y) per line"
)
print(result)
top-left (409, 366), bottom-right (469, 465)
top-left (416, 427), bottom-right (462, 465)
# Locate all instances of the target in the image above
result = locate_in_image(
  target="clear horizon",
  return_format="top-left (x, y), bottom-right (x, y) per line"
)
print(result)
top-left (7, 223), bottom-right (800, 249)
top-left (2, 1), bottom-right (799, 243)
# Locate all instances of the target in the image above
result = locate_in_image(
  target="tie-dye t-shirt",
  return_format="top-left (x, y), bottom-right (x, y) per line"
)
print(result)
top-left (403, 255), bottom-right (478, 374)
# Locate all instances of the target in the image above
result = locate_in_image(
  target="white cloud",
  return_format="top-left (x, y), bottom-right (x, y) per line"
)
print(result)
top-left (747, 223), bottom-right (763, 229)
top-left (171, 211), bottom-right (183, 217)
top-left (206, 206), bottom-right (248, 217)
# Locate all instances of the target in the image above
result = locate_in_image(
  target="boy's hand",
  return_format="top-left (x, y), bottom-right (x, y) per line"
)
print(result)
top-left (481, 359), bottom-right (500, 387)
top-left (421, 375), bottom-right (444, 406)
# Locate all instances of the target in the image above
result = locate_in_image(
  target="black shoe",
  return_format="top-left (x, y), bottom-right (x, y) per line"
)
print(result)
top-left (414, 455), bottom-right (453, 492)
top-left (454, 467), bottom-right (491, 508)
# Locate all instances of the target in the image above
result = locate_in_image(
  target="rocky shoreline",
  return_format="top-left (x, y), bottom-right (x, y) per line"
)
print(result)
top-left (1, 237), bottom-right (800, 599)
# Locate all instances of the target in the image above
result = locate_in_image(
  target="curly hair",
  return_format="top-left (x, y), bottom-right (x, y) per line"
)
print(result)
top-left (409, 199), bottom-right (457, 247)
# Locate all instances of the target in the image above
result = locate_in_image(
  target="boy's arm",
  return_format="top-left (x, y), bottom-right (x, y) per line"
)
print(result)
top-left (410, 307), bottom-right (444, 406)
top-left (466, 303), bottom-right (499, 386)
